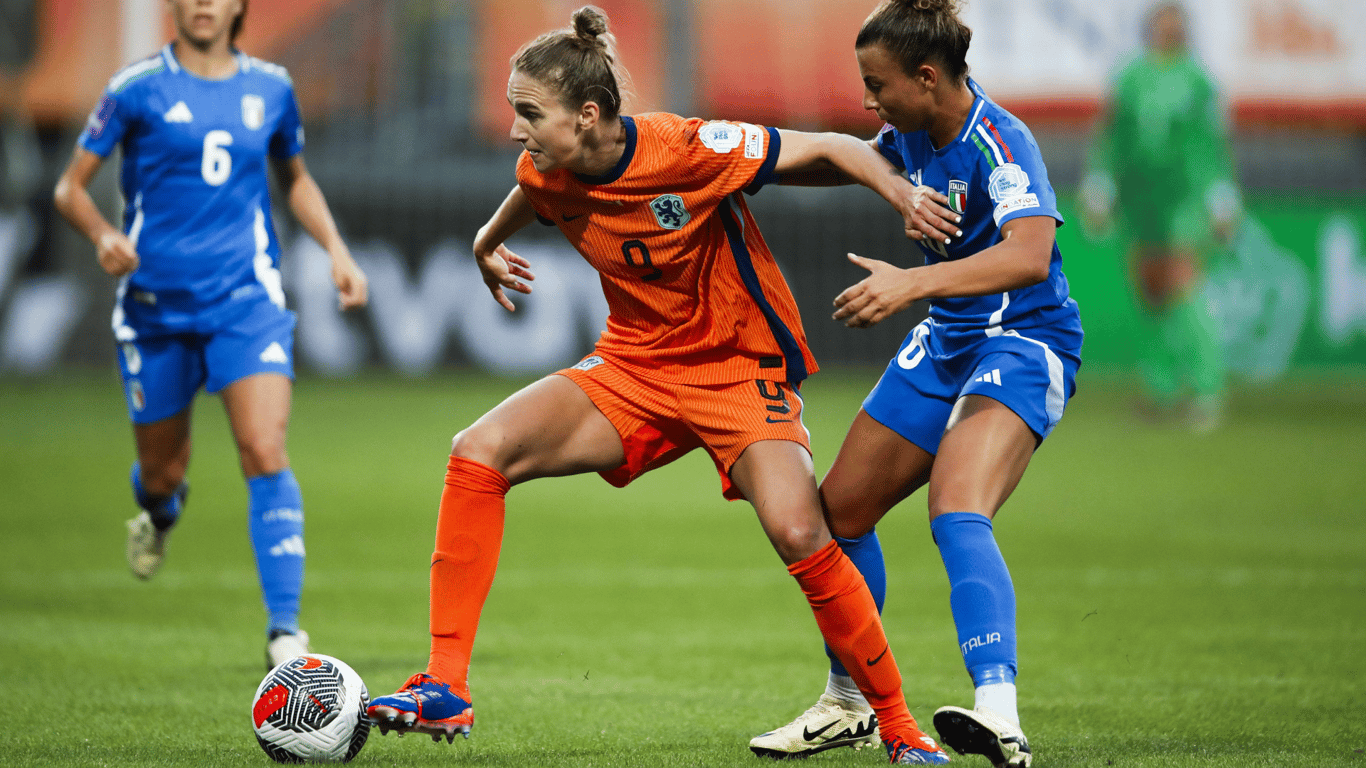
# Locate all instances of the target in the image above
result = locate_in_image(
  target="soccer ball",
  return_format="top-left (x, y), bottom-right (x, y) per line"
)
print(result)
top-left (251, 654), bottom-right (371, 763)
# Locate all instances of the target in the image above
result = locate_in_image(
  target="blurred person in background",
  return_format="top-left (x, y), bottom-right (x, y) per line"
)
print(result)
top-left (52, 0), bottom-right (367, 668)
top-left (1080, 0), bottom-right (1240, 431)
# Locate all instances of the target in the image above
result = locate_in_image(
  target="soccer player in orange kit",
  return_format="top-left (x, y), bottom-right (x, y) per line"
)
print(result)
top-left (366, 6), bottom-right (950, 764)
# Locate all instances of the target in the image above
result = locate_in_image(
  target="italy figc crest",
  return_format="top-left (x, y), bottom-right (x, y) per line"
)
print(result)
top-left (241, 95), bottom-right (265, 130)
top-left (948, 180), bottom-right (968, 215)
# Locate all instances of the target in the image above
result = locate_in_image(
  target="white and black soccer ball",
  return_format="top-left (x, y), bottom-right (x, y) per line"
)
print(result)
top-left (251, 654), bottom-right (371, 763)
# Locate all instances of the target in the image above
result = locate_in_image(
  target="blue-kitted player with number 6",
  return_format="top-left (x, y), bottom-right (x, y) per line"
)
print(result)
top-left (53, 0), bottom-right (366, 669)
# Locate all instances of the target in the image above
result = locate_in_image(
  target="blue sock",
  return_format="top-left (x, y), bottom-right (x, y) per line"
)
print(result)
top-left (931, 512), bottom-right (1017, 686)
top-left (130, 462), bottom-right (186, 531)
top-left (247, 470), bottom-right (305, 636)
top-left (825, 529), bottom-right (886, 677)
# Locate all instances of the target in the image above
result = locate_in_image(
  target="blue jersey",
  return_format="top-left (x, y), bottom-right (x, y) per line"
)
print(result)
top-left (80, 44), bottom-right (304, 315)
top-left (876, 78), bottom-right (1077, 333)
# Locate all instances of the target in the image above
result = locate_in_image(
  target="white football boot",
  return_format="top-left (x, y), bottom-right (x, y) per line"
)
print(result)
top-left (749, 694), bottom-right (879, 758)
top-left (266, 629), bottom-right (311, 670)
top-left (125, 511), bottom-right (171, 580)
top-left (933, 705), bottom-right (1032, 768)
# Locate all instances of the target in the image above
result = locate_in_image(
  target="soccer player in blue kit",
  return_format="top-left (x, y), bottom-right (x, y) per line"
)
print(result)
top-left (53, 0), bottom-right (367, 668)
top-left (749, 1), bottom-right (1082, 766)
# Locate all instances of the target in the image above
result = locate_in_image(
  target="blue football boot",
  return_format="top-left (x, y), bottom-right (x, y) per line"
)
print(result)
top-left (367, 673), bottom-right (473, 743)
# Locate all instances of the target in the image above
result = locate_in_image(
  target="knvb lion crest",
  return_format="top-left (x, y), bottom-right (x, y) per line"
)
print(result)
top-left (650, 194), bottom-right (690, 230)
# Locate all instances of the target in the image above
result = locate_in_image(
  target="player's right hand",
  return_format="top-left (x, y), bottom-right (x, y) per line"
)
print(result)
top-left (96, 230), bottom-right (140, 276)
top-left (474, 242), bottom-right (535, 312)
top-left (899, 185), bottom-right (961, 245)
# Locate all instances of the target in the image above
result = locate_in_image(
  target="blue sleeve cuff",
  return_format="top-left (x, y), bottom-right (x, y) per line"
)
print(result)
top-left (744, 127), bottom-right (782, 196)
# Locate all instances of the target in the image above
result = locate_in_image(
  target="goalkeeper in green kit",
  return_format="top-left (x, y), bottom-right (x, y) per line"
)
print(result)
top-left (1081, 1), bottom-right (1239, 431)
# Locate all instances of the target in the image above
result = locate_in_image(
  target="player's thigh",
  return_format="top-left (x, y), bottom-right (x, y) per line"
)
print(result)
top-left (220, 373), bottom-right (293, 476)
top-left (927, 332), bottom-right (1078, 518)
top-left (821, 409), bottom-right (935, 539)
top-left (729, 439), bottom-right (829, 565)
top-left (454, 374), bottom-right (625, 484)
top-left (927, 394), bottom-right (1037, 520)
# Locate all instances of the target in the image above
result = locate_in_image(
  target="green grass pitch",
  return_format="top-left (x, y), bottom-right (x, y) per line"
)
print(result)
top-left (1, 369), bottom-right (1363, 767)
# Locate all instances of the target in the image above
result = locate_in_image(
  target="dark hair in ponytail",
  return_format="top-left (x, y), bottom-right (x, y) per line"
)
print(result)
top-left (512, 5), bottom-right (629, 121)
top-left (857, 0), bottom-right (972, 83)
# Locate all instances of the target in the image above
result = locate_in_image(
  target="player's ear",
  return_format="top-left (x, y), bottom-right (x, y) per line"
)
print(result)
top-left (578, 100), bottom-right (601, 131)
top-left (915, 63), bottom-right (938, 92)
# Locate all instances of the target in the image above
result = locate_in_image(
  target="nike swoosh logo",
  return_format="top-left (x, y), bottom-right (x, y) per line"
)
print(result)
top-left (802, 721), bottom-right (837, 740)
top-left (562, 213), bottom-right (584, 221)
top-left (866, 645), bottom-right (888, 666)
top-left (765, 416), bottom-right (793, 423)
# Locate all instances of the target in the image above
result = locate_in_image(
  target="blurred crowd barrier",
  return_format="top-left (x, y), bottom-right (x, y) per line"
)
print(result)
top-left (0, 0), bottom-right (1363, 377)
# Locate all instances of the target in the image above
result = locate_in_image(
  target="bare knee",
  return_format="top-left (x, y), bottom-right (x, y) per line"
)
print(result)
top-left (450, 424), bottom-right (511, 469)
top-left (238, 433), bottom-right (288, 477)
top-left (139, 459), bottom-right (188, 495)
top-left (766, 520), bottom-right (830, 565)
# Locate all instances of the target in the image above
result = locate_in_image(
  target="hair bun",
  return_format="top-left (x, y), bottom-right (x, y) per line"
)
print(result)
top-left (903, 0), bottom-right (958, 12)
top-left (572, 5), bottom-right (609, 45)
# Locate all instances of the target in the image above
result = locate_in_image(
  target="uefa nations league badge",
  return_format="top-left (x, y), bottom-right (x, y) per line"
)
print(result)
top-left (948, 180), bottom-right (968, 215)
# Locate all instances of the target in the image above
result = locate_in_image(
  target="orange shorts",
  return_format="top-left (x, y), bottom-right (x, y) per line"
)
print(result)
top-left (556, 355), bottom-right (812, 500)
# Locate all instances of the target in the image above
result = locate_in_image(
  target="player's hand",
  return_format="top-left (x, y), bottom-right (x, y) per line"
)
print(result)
top-left (96, 230), bottom-right (140, 277)
top-left (329, 249), bottom-right (369, 310)
top-left (474, 243), bottom-right (535, 312)
top-left (833, 252), bottom-right (920, 328)
top-left (897, 184), bottom-right (961, 245)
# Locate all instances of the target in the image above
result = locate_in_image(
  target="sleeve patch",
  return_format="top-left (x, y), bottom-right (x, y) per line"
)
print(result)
top-left (992, 194), bottom-right (1041, 224)
top-left (86, 95), bottom-right (117, 138)
top-left (699, 122), bottom-right (744, 154)
top-left (987, 163), bottom-right (1031, 203)
top-left (741, 123), bottom-right (764, 159)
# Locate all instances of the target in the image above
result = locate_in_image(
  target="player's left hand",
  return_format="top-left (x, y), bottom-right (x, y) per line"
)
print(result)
top-left (895, 185), bottom-right (961, 245)
top-left (330, 250), bottom-right (369, 310)
top-left (833, 252), bottom-right (919, 328)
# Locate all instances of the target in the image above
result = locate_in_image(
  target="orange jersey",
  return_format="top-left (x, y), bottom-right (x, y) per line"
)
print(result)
top-left (516, 112), bottom-right (817, 385)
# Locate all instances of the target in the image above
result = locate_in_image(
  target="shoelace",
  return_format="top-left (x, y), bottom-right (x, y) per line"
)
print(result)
top-left (398, 673), bottom-right (442, 692)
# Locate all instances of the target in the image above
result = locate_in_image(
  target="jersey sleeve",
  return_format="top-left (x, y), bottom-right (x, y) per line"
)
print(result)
top-left (77, 85), bottom-right (134, 158)
top-left (875, 123), bottom-right (906, 170)
top-left (670, 117), bottom-right (782, 198)
top-left (269, 87), bottom-right (305, 159)
top-left (977, 117), bottom-right (1062, 228)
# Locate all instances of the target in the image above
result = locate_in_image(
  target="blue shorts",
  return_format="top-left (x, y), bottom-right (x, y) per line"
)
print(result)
top-left (114, 289), bottom-right (296, 424)
top-left (863, 318), bottom-right (1082, 454)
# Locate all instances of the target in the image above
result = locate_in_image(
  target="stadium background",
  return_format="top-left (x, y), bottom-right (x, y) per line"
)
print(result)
top-left (1, 3), bottom-right (1365, 767)
top-left (1, 0), bottom-right (1364, 377)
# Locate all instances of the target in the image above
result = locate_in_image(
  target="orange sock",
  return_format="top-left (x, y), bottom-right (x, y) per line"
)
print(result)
top-left (788, 539), bottom-right (917, 741)
top-left (426, 456), bottom-right (510, 688)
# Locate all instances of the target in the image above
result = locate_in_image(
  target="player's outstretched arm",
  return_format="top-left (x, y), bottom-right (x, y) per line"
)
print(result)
top-left (774, 130), bottom-right (960, 245)
top-left (273, 155), bottom-right (368, 310)
top-left (472, 186), bottom-right (537, 312)
top-left (53, 147), bottom-right (139, 277)
top-left (833, 216), bottom-right (1054, 329)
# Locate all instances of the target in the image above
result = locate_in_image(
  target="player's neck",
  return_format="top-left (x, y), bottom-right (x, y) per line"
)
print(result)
top-left (172, 39), bottom-right (239, 80)
top-left (928, 82), bottom-right (976, 151)
top-left (575, 117), bottom-right (628, 177)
